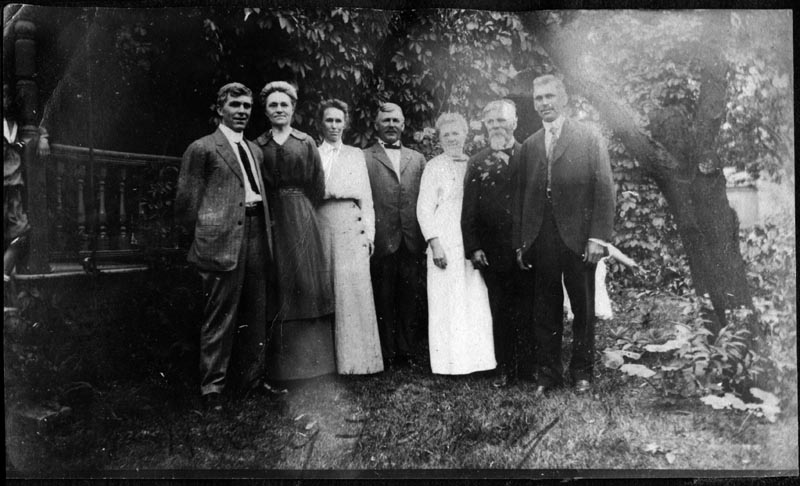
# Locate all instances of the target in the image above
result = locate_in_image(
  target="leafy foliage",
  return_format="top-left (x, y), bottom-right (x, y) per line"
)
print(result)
top-left (604, 210), bottom-right (796, 420)
top-left (204, 8), bottom-right (531, 147)
top-left (606, 132), bottom-right (685, 289)
top-left (564, 10), bottom-right (793, 182)
top-left (130, 162), bottom-right (182, 249)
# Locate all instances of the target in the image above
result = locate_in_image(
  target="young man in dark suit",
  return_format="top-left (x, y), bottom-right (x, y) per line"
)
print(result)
top-left (462, 99), bottom-right (535, 387)
top-left (175, 82), bottom-right (275, 410)
top-left (363, 102), bottom-right (426, 368)
top-left (514, 75), bottom-right (616, 395)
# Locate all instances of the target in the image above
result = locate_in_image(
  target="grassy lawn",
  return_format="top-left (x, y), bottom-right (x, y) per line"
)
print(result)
top-left (5, 289), bottom-right (797, 474)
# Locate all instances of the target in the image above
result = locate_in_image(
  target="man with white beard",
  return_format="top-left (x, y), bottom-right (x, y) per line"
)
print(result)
top-left (461, 100), bottom-right (535, 388)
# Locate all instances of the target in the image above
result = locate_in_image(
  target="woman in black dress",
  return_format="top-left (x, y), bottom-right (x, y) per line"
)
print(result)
top-left (256, 81), bottom-right (335, 380)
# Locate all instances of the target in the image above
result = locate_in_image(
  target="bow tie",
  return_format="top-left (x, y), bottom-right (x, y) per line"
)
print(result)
top-left (383, 143), bottom-right (401, 150)
top-left (494, 147), bottom-right (513, 157)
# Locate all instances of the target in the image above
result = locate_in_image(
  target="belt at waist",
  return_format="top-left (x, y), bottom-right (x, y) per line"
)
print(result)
top-left (245, 201), bottom-right (264, 216)
top-left (278, 187), bottom-right (304, 196)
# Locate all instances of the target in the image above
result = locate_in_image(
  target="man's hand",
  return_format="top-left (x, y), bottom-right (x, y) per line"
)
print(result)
top-left (516, 248), bottom-right (531, 271)
top-left (430, 238), bottom-right (448, 269)
top-left (469, 249), bottom-right (489, 270)
top-left (36, 136), bottom-right (50, 157)
top-left (583, 240), bottom-right (605, 264)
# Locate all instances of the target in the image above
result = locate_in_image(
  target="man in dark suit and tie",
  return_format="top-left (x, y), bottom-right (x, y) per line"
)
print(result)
top-left (175, 82), bottom-right (275, 410)
top-left (363, 102), bottom-right (426, 368)
top-left (513, 75), bottom-right (616, 394)
top-left (462, 99), bottom-right (535, 387)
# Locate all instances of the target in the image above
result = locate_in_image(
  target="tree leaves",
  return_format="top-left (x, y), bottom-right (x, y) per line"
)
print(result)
top-left (620, 364), bottom-right (656, 379)
top-left (700, 389), bottom-right (780, 423)
top-left (202, 8), bottom-right (531, 147)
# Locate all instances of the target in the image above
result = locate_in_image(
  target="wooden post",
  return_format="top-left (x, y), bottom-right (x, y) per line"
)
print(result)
top-left (15, 18), bottom-right (49, 273)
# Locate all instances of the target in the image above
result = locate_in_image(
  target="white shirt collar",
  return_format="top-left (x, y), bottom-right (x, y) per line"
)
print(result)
top-left (4, 117), bottom-right (18, 142)
top-left (542, 115), bottom-right (565, 135)
top-left (320, 140), bottom-right (342, 153)
top-left (378, 139), bottom-right (401, 148)
top-left (218, 123), bottom-right (244, 144)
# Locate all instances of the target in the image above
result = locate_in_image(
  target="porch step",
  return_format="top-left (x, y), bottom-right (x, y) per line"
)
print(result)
top-left (13, 262), bottom-right (149, 280)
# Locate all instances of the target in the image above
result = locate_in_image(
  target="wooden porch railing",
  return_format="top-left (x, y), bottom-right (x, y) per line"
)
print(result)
top-left (22, 143), bottom-right (185, 275)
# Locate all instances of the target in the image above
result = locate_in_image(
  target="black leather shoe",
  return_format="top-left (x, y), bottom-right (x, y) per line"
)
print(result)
top-left (202, 392), bottom-right (225, 412)
top-left (533, 382), bottom-right (559, 397)
top-left (492, 373), bottom-right (509, 388)
top-left (493, 372), bottom-right (517, 388)
top-left (246, 382), bottom-right (288, 399)
top-left (574, 379), bottom-right (591, 394)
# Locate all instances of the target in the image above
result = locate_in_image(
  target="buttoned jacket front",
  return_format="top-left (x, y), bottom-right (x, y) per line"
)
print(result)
top-left (513, 117), bottom-right (615, 256)
top-left (363, 143), bottom-right (426, 258)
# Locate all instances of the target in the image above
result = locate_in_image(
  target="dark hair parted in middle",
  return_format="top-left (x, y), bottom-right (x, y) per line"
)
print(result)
top-left (317, 98), bottom-right (350, 127)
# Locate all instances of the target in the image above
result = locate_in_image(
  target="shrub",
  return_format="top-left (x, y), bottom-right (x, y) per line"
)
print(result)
top-left (603, 209), bottom-right (796, 420)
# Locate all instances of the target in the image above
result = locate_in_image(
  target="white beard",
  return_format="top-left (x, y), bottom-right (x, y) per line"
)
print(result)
top-left (489, 133), bottom-right (509, 151)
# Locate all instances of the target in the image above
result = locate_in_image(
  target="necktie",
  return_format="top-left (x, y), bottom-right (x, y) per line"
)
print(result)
top-left (384, 143), bottom-right (401, 150)
top-left (237, 142), bottom-right (260, 195)
top-left (546, 126), bottom-right (558, 197)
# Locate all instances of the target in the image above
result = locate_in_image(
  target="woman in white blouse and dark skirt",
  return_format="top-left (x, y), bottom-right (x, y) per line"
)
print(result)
top-left (316, 99), bottom-right (384, 375)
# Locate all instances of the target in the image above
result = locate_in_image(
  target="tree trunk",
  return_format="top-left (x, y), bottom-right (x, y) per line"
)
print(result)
top-left (529, 14), bottom-right (753, 332)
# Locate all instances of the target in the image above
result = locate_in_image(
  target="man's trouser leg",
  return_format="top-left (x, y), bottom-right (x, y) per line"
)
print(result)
top-left (198, 213), bottom-right (267, 395)
top-left (394, 243), bottom-right (419, 358)
top-left (372, 251), bottom-right (398, 361)
top-left (563, 252), bottom-right (596, 383)
top-left (530, 205), bottom-right (566, 388)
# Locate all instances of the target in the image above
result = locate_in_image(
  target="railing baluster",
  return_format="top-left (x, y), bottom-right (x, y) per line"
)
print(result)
top-left (55, 158), bottom-right (65, 250)
top-left (44, 144), bottom-right (181, 265)
top-left (77, 163), bottom-right (89, 251)
top-left (97, 165), bottom-right (109, 250)
top-left (118, 167), bottom-right (129, 250)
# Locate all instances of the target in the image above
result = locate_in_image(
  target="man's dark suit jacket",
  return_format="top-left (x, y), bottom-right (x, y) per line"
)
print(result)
top-left (175, 127), bottom-right (273, 271)
top-left (513, 118), bottom-right (615, 256)
top-left (461, 142), bottom-right (521, 273)
top-left (363, 143), bottom-right (426, 259)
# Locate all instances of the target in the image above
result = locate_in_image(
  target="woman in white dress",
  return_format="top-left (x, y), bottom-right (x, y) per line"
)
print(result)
top-left (316, 99), bottom-right (383, 375)
top-left (416, 113), bottom-right (496, 375)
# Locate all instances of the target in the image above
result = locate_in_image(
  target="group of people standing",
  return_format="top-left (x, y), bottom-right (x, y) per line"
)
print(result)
top-left (175, 74), bottom-right (615, 410)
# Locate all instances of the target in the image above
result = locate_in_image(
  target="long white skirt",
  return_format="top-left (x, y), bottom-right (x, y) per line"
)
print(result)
top-left (427, 244), bottom-right (496, 375)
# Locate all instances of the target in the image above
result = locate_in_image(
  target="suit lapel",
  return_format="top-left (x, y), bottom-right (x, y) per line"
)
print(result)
top-left (551, 118), bottom-right (573, 165)
top-left (246, 139), bottom-right (266, 195)
top-left (213, 128), bottom-right (244, 183)
top-left (372, 144), bottom-right (398, 180)
top-left (532, 130), bottom-right (547, 174)
top-left (399, 148), bottom-right (412, 177)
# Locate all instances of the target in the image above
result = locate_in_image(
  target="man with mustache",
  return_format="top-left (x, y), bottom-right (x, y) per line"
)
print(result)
top-left (175, 82), bottom-right (275, 411)
top-left (363, 102), bottom-right (426, 369)
top-left (461, 99), bottom-right (535, 387)
top-left (513, 75), bottom-right (616, 395)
